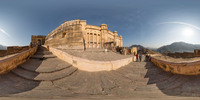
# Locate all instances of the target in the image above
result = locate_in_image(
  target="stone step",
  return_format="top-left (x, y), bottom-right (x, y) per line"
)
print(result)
top-left (35, 51), bottom-right (53, 55)
top-left (144, 68), bottom-right (165, 77)
top-left (20, 58), bottom-right (72, 73)
top-left (116, 67), bottom-right (148, 78)
top-left (146, 72), bottom-right (173, 84)
top-left (12, 66), bottom-right (78, 81)
top-left (155, 75), bottom-right (189, 90)
top-left (135, 84), bottom-right (162, 92)
top-left (0, 73), bottom-right (40, 96)
top-left (31, 54), bottom-right (57, 59)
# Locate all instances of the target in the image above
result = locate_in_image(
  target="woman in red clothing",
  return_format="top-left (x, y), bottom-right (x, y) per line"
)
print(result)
top-left (136, 53), bottom-right (139, 62)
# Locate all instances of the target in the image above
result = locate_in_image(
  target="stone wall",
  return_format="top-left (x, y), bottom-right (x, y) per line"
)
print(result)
top-left (0, 46), bottom-right (29, 57)
top-left (43, 45), bottom-right (133, 72)
top-left (151, 57), bottom-right (200, 75)
top-left (130, 47), bottom-right (137, 55)
top-left (0, 50), bottom-right (7, 57)
top-left (168, 52), bottom-right (194, 58)
top-left (45, 19), bottom-right (123, 50)
top-left (0, 46), bottom-right (37, 74)
top-left (167, 50), bottom-right (200, 58)
top-left (7, 46), bottom-right (29, 54)
top-left (45, 19), bottom-right (85, 50)
top-left (31, 35), bottom-right (46, 47)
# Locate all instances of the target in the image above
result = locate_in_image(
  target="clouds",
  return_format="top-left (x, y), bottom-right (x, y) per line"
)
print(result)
top-left (0, 28), bottom-right (10, 37)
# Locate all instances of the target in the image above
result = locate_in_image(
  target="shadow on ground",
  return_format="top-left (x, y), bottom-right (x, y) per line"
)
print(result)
top-left (0, 47), bottom-right (47, 96)
top-left (145, 62), bottom-right (200, 97)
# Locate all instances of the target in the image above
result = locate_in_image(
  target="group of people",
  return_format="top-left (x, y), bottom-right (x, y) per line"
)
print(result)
top-left (135, 53), bottom-right (151, 62)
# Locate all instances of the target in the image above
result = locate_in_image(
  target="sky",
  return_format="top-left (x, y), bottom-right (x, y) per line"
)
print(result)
top-left (1, 0), bottom-right (200, 48)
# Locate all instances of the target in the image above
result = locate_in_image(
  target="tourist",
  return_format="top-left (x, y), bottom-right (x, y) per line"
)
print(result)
top-left (148, 54), bottom-right (151, 61)
top-left (145, 54), bottom-right (149, 62)
top-left (139, 53), bottom-right (142, 62)
top-left (136, 53), bottom-right (139, 62)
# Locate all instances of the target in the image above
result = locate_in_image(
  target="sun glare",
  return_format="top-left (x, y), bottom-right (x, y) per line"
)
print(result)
top-left (182, 28), bottom-right (194, 37)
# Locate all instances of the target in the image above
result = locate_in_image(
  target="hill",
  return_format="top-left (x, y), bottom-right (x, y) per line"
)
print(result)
top-left (129, 44), bottom-right (159, 54)
top-left (157, 42), bottom-right (200, 53)
top-left (0, 44), bottom-right (7, 50)
top-left (129, 44), bottom-right (145, 50)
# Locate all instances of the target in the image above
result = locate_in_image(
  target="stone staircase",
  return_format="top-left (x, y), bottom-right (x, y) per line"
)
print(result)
top-left (11, 46), bottom-right (78, 81)
top-left (0, 46), bottom-right (200, 99)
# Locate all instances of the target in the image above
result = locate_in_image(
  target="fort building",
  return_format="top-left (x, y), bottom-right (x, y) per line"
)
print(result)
top-left (31, 35), bottom-right (46, 47)
top-left (45, 19), bottom-right (123, 50)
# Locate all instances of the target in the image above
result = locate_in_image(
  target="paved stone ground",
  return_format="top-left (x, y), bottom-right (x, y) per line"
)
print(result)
top-left (0, 47), bottom-right (200, 100)
top-left (61, 49), bottom-right (132, 61)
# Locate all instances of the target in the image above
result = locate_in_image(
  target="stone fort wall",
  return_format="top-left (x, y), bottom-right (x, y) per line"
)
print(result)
top-left (31, 35), bottom-right (46, 47)
top-left (151, 57), bottom-right (200, 75)
top-left (167, 49), bottom-right (200, 58)
top-left (45, 19), bottom-right (123, 50)
top-left (0, 46), bottom-right (29, 57)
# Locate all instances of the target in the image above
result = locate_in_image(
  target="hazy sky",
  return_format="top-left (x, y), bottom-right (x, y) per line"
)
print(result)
top-left (1, 0), bottom-right (200, 48)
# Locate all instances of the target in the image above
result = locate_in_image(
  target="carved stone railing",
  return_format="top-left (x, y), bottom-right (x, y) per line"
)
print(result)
top-left (0, 46), bottom-right (37, 74)
top-left (151, 57), bottom-right (200, 75)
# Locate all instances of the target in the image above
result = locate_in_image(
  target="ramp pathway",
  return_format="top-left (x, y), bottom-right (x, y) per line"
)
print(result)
top-left (0, 46), bottom-right (200, 99)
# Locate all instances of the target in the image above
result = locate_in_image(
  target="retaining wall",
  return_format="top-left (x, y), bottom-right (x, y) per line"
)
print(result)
top-left (151, 57), bottom-right (200, 75)
top-left (44, 45), bottom-right (133, 72)
top-left (0, 46), bottom-right (37, 74)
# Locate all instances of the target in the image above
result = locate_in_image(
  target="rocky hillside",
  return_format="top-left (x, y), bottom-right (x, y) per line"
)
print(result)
top-left (157, 42), bottom-right (200, 53)
top-left (0, 44), bottom-right (6, 50)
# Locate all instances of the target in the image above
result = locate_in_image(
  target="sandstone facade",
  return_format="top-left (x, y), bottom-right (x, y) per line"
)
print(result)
top-left (45, 19), bottom-right (123, 50)
top-left (130, 47), bottom-right (137, 55)
top-left (31, 35), bottom-right (46, 47)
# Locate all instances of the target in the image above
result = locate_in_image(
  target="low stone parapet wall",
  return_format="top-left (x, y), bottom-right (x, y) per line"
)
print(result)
top-left (151, 57), bottom-right (200, 75)
top-left (0, 46), bottom-right (37, 74)
top-left (44, 45), bottom-right (133, 72)
top-left (0, 46), bottom-right (30, 57)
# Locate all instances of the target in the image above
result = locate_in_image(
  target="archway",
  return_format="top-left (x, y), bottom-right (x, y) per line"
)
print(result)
top-left (37, 39), bottom-right (42, 46)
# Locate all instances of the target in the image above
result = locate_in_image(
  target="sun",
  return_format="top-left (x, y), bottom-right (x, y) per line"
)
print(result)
top-left (182, 28), bottom-right (194, 37)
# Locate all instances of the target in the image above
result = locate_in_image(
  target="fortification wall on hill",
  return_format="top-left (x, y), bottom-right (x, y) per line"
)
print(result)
top-left (0, 46), bottom-right (29, 57)
top-left (167, 49), bottom-right (200, 58)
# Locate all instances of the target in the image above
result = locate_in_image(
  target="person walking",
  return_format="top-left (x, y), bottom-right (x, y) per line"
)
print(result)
top-left (145, 54), bottom-right (149, 62)
top-left (148, 54), bottom-right (151, 61)
top-left (139, 53), bottom-right (142, 62)
top-left (136, 53), bottom-right (139, 62)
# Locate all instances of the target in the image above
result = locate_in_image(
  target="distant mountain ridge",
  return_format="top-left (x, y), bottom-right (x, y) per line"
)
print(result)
top-left (129, 44), bottom-right (159, 54)
top-left (129, 44), bottom-right (145, 50)
top-left (0, 44), bottom-right (7, 50)
top-left (157, 42), bottom-right (200, 53)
